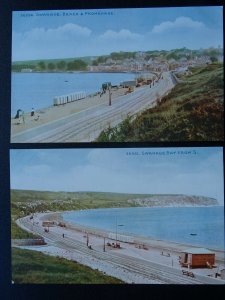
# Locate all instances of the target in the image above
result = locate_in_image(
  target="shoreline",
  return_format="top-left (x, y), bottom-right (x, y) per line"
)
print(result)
top-left (39, 210), bottom-right (225, 259)
top-left (12, 70), bottom-right (138, 74)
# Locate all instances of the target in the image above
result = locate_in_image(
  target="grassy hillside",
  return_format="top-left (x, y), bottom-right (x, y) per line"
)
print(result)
top-left (11, 189), bottom-right (143, 218)
top-left (96, 63), bottom-right (224, 142)
top-left (12, 56), bottom-right (95, 66)
top-left (11, 189), bottom-right (143, 239)
top-left (12, 248), bottom-right (123, 284)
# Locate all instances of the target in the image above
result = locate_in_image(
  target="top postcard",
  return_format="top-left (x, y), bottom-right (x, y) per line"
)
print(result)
top-left (11, 6), bottom-right (224, 143)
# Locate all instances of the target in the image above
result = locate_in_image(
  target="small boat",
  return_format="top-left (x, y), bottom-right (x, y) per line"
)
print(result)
top-left (190, 233), bottom-right (197, 236)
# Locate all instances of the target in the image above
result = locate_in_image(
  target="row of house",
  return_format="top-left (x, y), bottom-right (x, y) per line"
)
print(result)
top-left (87, 54), bottom-right (217, 73)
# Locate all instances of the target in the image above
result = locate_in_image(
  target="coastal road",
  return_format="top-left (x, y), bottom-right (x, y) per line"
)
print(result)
top-left (15, 216), bottom-right (224, 284)
top-left (11, 72), bottom-right (175, 143)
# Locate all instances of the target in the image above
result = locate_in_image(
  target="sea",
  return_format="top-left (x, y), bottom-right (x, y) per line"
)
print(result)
top-left (11, 72), bottom-right (137, 117)
top-left (63, 206), bottom-right (225, 250)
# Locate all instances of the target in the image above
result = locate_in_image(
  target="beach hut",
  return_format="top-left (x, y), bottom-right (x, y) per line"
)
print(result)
top-left (220, 269), bottom-right (225, 280)
top-left (180, 248), bottom-right (215, 268)
top-left (53, 97), bottom-right (60, 106)
top-left (121, 80), bottom-right (137, 88)
top-left (60, 96), bottom-right (64, 105)
top-left (42, 220), bottom-right (55, 227)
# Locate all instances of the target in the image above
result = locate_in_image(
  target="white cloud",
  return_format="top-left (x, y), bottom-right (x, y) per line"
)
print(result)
top-left (55, 23), bottom-right (92, 36)
top-left (33, 23), bottom-right (90, 39)
top-left (12, 23), bottom-right (93, 60)
top-left (152, 17), bottom-right (205, 34)
top-left (13, 23), bottom-right (92, 46)
top-left (99, 29), bottom-right (142, 40)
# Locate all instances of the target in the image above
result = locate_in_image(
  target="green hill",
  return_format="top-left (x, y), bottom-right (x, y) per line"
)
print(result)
top-left (11, 189), bottom-right (148, 221)
top-left (97, 63), bottom-right (224, 142)
top-left (11, 189), bottom-right (143, 212)
top-left (11, 189), bottom-right (219, 218)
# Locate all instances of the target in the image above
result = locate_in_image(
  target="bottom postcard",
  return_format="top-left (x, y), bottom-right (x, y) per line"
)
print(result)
top-left (10, 147), bottom-right (224, 284)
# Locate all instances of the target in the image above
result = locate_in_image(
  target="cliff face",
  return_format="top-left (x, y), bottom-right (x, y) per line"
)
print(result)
top-left (127, 195), bottom-right (219, 207)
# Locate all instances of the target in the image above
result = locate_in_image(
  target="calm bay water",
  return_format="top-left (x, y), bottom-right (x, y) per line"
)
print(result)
top-left (63, 206), bottom-right (224, 250)
top-left (11, 72), bottom-right (136, 116)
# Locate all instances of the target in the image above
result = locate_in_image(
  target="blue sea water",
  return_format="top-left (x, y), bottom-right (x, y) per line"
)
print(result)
top-left (63, 206), bottom-right (225, 250)
top-left (11, 72), bottom-right (136, 117)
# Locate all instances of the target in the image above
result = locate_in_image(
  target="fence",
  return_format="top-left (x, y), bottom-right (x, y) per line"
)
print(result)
top-left (12, 238), bottom-right (46, 246)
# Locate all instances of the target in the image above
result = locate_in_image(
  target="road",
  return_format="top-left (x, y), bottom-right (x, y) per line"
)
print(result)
top-left (15, 215), bottom-right (224, 284)
top-left (11, 72), bottom-right (175, 143)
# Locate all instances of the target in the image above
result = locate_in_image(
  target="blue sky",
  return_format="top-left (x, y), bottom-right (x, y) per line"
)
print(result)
top-left (10, 147), bottom-right (224, 204)
top-left (12, 6), bottom-right (223, 61)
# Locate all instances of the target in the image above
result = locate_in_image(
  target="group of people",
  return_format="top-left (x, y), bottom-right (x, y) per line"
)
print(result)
top-left (14, 107), bottom-right (40, 124)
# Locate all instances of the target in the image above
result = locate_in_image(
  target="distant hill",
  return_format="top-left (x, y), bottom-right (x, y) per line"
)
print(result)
top-left (11, 56), bottom-right (97, 72)
top-left (12, 47), bottom-right (223, 65)
top-left (127, 195), bottom-right (219, 207)
top-left (11, 189), bottom-right (219, 219)
top-left (12, 56), bottom-right (96, 66)
top-left (11, 47), bottom-right (223, 71)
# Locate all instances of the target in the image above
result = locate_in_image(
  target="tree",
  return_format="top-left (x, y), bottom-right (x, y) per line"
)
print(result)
top-left (210, 56), bottom-right (218, 63)
top-left (92, 60), bottom-right (98, 66)
top-left (57, 60), bottom-right (66, 70)
top-left (37, 61), bottom-right (46, 71)
top-left (67, 59), bottom-right (87, 71)
top-left (47, 62), bottom-right (55, 71)
top-left (97, 56), bottom-right (107, 64)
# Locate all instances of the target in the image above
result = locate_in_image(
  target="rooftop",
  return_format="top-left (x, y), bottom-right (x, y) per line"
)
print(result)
top-left (181, 248), bottom-right (215, 254)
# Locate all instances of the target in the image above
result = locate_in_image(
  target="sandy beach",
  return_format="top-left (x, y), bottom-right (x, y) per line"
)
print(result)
top-left (14, 212), bottom-right (225, 284)
top-left (11, 86), bottom-right (134, 135)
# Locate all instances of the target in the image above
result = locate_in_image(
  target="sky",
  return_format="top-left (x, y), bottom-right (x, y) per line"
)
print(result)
top-left (10, 147), bottom-right (224, 204)
top-left (12, 6), bottom-right (223, 61)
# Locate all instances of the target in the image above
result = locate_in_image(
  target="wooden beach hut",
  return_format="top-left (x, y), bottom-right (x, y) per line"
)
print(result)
top-left (180, 248), bottom-right (215, 268)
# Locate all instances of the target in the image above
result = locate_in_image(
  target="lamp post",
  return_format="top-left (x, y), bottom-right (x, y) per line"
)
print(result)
top-left (103, 237), bottom-right (106, 252)
top-left (108, 85), bottom-right (112, 106)
top-left (117, 224), bottom-right (124, 241)
top-left (115, 214), bottom-right (117, 242)
top-left (115, 213), bottom-right (124, 243)
top-left (86, 232), bottom-right (89, 247)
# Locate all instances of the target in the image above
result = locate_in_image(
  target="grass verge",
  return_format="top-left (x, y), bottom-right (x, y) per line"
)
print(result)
top-left (96, 63), bottom-right (224, 142)
top-left (12, 247), bottom-right (123, 284)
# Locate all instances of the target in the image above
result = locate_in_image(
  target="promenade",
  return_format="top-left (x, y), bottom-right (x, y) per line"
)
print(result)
top-left (11, 72), bottom-right (175, 143)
